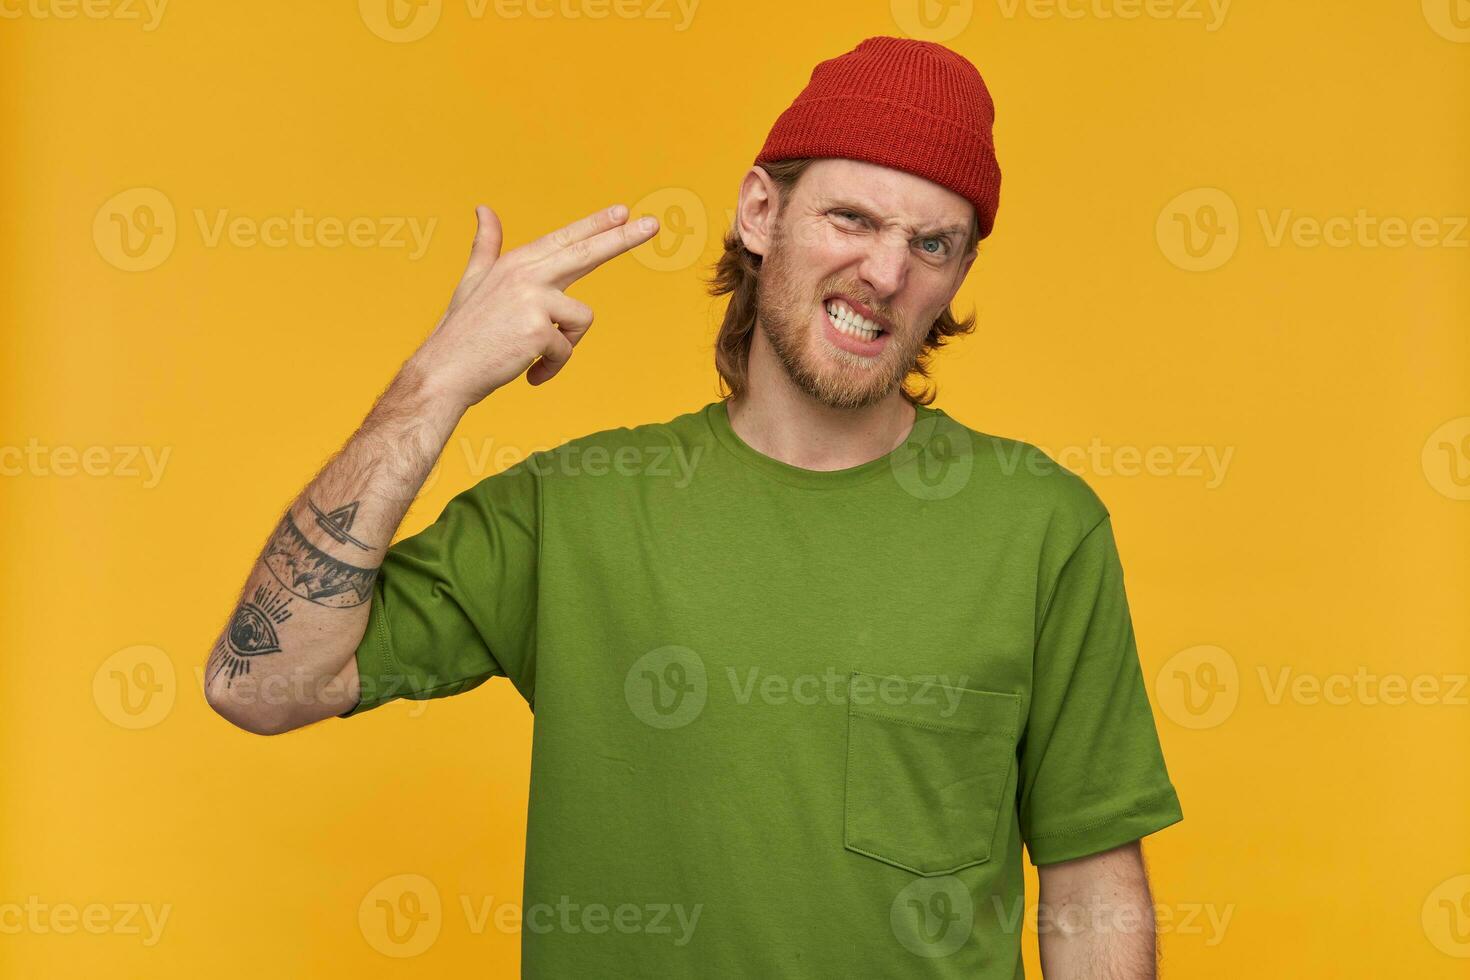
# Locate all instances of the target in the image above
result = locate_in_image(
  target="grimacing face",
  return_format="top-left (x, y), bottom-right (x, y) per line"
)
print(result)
top-left (752, 158), bottom-right (978, 410)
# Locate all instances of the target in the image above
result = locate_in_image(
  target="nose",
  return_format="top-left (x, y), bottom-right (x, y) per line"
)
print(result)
top-left (855, 231), bottom-right (907, 304)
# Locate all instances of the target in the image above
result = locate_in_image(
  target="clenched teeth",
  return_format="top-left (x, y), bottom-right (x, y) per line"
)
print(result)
top-left (825, 299), bottom-right (883, 341)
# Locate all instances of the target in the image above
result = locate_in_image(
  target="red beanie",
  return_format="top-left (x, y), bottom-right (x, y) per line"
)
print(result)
top-left (754, 36), bottom-right (1002, 241)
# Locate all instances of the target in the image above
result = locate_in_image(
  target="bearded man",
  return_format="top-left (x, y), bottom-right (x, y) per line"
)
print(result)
top-left (207, 36), bottom-right (1183, 979)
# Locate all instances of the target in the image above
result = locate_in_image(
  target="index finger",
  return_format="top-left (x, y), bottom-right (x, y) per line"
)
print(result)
top-left (542, 214), bottom-right (660, 290)
top-left (520, 203), bottom-right (631, 262)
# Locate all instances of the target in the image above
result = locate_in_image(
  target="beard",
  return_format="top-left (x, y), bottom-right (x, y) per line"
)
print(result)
top-left (754, 229), bottom-right (930, 411)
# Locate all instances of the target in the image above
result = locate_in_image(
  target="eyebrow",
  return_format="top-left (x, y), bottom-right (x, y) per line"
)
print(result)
top-left (822, 198), bottom-right (968, 241)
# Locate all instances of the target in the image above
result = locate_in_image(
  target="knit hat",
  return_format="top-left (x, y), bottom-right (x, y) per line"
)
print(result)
top-left (753, 36), bottom-right (1002, 241)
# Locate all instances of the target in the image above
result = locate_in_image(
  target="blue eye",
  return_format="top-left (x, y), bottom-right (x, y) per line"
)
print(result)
top-left (919, 238), bottom-right (948, 255)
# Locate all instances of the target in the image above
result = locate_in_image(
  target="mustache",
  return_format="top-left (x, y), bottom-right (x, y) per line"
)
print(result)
top-left (817, 286), bottom-right (897, 328)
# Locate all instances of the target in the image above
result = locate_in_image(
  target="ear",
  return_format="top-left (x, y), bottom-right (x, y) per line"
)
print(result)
top-left (735, 166), bottom-right (780, 258)
top-left (956, 209), bottom-right (982, 280)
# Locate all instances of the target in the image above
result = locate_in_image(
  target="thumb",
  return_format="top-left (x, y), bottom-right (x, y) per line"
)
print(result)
top-left (467, 204), bottom-right (503, 274)
top-left (447, 205), bottom-right (503, 314)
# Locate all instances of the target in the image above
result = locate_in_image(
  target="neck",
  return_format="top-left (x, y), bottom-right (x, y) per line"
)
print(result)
top-left (726, 331), bottom-right (918, 471)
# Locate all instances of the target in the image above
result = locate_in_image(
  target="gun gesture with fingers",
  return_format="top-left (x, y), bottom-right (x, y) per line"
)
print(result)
top-left (418, 203), bottom-right (661, 404)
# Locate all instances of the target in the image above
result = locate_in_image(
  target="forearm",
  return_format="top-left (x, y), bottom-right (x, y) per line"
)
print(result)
top-left (1037, 842), bottom-right (1158, 980)
top-left (204, 359), bottom-right (465, 734)
top-left (204, 200), bottom-right (657, 732)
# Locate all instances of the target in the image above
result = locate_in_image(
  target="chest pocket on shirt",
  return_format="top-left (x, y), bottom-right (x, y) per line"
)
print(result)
top-left (843, 671), bottom-right (1021, 877)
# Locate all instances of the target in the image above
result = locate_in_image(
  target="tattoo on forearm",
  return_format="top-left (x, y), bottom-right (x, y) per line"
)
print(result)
top-left (307, 498), bottom-right (372, 551)
top-left (262, 512), bottom-right (378, 608)
top-left (206, 582), bottom-right (294, 686)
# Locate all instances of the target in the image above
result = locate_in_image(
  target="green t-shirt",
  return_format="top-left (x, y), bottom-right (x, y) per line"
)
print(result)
top-left (342, 398), bottom-right (1183, 977)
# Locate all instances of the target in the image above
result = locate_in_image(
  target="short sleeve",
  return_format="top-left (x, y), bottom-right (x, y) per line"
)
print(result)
top-left (338, 458), bottom-right (540, 718)
top-left (1017, 515), bottom-right (1182, 864)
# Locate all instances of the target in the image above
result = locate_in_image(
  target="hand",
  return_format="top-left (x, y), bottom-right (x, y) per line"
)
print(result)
top-left (411, 203), bottom-right (659, 408)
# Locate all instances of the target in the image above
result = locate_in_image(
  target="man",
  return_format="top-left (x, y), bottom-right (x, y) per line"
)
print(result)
top-left (206, 36), bottom-right (1183, 979)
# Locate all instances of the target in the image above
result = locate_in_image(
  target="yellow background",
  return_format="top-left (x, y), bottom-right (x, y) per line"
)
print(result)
top-left (2, 0), bottom-right (1468, 975)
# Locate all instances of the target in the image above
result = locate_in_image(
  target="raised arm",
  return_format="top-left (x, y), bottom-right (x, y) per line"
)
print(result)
top-left (204, 202), bottom-right (658, 734)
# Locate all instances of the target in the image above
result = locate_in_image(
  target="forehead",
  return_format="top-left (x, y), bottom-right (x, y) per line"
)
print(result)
top-left (795, 158), bottom-right (974, 230)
